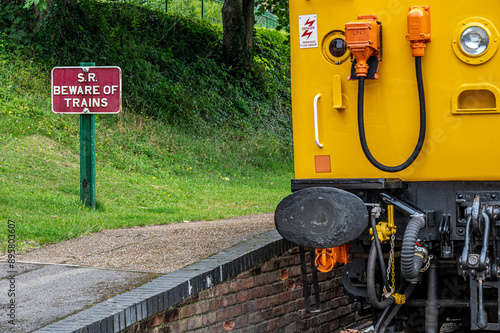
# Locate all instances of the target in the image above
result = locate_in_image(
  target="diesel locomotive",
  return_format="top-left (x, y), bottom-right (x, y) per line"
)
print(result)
top-left (274, 1), bottom-right (500, 331)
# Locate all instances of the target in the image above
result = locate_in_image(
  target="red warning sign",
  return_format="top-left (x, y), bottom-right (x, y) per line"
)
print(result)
top-left (51, 66), bottom-right (122, 114)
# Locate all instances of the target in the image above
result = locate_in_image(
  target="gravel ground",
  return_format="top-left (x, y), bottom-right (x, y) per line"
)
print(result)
top-left (3, 213), bottom-right (275, 273)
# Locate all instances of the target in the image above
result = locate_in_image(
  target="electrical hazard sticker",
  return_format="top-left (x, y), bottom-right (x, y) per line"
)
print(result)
top-left (299, 14), bottom-right (318, 49)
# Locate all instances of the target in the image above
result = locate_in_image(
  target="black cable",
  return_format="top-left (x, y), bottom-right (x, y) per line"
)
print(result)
top-left (367, 242), bottom-right (395, 309)
top-left (370, 213), bottom-right (390, 291)
top-left (357, 56), bottom-right (426, 172)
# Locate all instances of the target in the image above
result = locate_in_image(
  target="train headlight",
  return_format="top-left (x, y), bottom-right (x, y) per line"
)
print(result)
top-left (460, 26), bottom-right (489, 56)
top-left (452, 18), bottom-right (498, 65)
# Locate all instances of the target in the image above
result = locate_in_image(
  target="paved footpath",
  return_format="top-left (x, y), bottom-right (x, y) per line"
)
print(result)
top-left (0, 214), bottom-right (274, 333)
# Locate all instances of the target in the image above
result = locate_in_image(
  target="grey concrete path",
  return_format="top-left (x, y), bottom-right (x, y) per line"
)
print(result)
top-left (0, 214), bottom-right (274, 332)
top-left (0, 263), bottom-right (157, 333)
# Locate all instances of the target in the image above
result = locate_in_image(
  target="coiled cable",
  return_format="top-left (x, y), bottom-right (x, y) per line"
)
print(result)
top-left (357, 56), bottom-right (426, 172)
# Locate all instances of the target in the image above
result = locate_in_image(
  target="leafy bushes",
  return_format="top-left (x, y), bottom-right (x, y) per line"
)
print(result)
top-left (5, 0), bottom-right (291, 144)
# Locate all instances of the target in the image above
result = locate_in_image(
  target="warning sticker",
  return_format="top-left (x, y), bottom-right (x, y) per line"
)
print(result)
top-left (299, 14), bottom-right (318, 49)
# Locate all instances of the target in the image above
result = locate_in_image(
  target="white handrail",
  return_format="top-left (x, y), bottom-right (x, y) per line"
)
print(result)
top-left (313, 93), bottom-right (323, 148)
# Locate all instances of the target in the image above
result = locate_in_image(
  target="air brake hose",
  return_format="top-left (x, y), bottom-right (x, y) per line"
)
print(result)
top-left (357, 56), bottom-right (426, 172)
top-left (401, 215), bottom-right (426, 282)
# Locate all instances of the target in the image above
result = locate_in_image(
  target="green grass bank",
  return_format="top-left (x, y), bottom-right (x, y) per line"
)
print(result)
top-left (0, 0), bottom-right (292, 251)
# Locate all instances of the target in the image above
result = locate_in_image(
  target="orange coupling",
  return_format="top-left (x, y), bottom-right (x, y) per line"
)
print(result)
top-left (406, 6), bottom-right (431, 57)
top-left (345, 15), bottom-right (380, 77)
top-left (314, 243), bottom-right (350, 273)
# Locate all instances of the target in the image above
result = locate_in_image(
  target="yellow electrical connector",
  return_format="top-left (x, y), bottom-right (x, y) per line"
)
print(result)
top-left (369, 205), bottom-right (396, 242)
top-left (392, 293), bottom-right (407, 305)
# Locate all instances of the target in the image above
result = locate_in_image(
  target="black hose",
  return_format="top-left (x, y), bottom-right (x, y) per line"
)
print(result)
top-left (370, 213), bottom-right (390, 291)
top-left (425, 260), bottom-right (438, 333)
top-left (357, 56), bottom-right (426, 172)
top-left (367, 242), bottom-right (395, 309)
top-left (401, 215), bottom-right (426, 282)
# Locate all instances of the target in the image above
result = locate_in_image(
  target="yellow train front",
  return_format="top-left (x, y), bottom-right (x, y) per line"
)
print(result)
top-left (274, 1), bottom-right (500, 331)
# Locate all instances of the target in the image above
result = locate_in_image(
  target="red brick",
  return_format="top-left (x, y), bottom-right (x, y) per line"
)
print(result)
top-left (188, 316), bottom-right (203, 330)
top-left (340, 315), bottom-right (349, 326)
top-left (236, 315), bottom-right (248, 327)
top-left (152, 314), bottom-right (164, 327)
top-left (284, 301), bottom-right (296, 313)
top-left (248, 288), bottom-right (260, 300)
top-left (203, 311), bottom-right (217, 326)
top-left (236, 291), bottom-right (248, 303)
top-left (272, 304), bottom-right (284, 317)
top-left (318, 309), bottom-right (335, 324)
top-left (216, 283), bottom-right (230, 297)
top-left (280, 291), bottom-right (291, 303)
top-left (296, 298), bottom-right (305, 310)
top-left (229, 281), bottom-right (242, 292)
top-left (306, 316), bottom-right (319, 328)
top-left (217, 308), bottom-right (230, 321)
top-left (180, 303), bottom-right (196, 319)
top-left (290, 266), bottom-right (301, 278)
top-left (254, 275), bottom-right (268, 286)
top-left (248, 312), bottom-right (263, 324)
top-left (291, 288), bottom-right (303, 300)
top-left (173, 320), bottom-right (188, 332)
top-left (263, 308), bottom-right (274, 321)
top-left (323, 279), bottom-right (333, 291)
top-left (223, 294), bottom-right (237, 307)
top-left (196, 300), bottom-right (210, 315)
top-left (261, 260), bottom-right (279, 272)
top-left (283, 255), bottom-right (295, 266)
top-left (255, 298), bottom-right (268, 310)
top-left (259, 284), bottom-right (272, 297)
top-left (229, 304), bottom-right (243, 317)
top-left (260, 283), bottom-right (281, 297)
top-left (209, 298), bottom-right (222, 311)
top-left (285, 322), bottom-right (297, 333)
top-left (267, 318), bottom-right (280, 331)
top-left (238, 271), bottom-right (251, 279)
top-left (241, 277), bottom-right (255, 289)
top-left (242, 300), bottom-right (255, 313)
top-left (329, 318), bottom-right (340, 331)
top-left (199, 289), bottom-right (215, 300)
top-left (331, 298), bottom-right (340, 308)
top-left (268, 294), bottom-right (281, 307)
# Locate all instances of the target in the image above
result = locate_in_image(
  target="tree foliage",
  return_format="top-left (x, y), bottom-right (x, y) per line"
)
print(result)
top-left (255, 0), bottom-right (289, 31)
top-left (0, 0), bottom-right (291, 137)
top-left (24, 0), bottom-right (48, 12)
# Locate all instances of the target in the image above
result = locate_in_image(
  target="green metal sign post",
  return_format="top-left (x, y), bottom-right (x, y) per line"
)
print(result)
top-left (52, 62), bottom-right (121, 209)
top-left (79, 62), bottom-right (96, 209)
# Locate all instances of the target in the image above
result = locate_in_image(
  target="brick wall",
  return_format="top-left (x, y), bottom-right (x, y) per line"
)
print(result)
top-left (123, 247), bottom-right (362, 333)
top-left (38, 230), bottom-right (367, 333)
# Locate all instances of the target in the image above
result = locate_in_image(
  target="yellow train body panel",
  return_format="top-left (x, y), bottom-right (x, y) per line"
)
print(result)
top-left (290, 0), bottom-right (500, 181)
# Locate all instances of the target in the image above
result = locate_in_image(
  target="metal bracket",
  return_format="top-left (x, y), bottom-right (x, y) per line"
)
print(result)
top-left (299, 247), bottom-right (321, 313)
top-left (439, 214), bottom-right (453, 259)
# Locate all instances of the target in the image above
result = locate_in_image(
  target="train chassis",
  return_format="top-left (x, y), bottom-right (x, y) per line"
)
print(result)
top-left (276, 179), bottom-right (500, 332)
